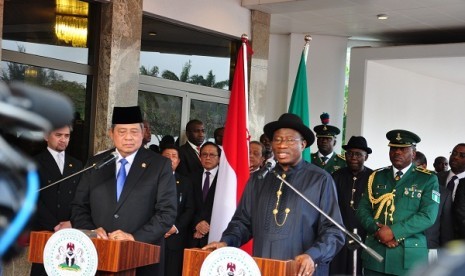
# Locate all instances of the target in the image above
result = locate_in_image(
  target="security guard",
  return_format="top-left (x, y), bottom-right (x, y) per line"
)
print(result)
top-left (311, 112), bottom-right (346, 173)
top-left (356, 129), bottom-right (439, 276)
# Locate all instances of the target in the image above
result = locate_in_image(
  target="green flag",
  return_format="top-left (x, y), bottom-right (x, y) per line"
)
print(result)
top-left (288, 51), bottom-right (310, 161)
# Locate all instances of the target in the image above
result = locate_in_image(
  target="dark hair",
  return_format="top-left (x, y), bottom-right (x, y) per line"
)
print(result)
top-left (214, 127), bottom-right (224, 137)
top-left (250, 140), bottom-right (265, 157)
top-left (186, 119), bottom-right (203, 131)
top-left (161, 145), bottom-right (180, 155)
top-left (414, 151), bottom-right (427, 166)
top-left (160, 135), bottom-right (175, 151)
top-left (200, 141), bottom-right (222, 157)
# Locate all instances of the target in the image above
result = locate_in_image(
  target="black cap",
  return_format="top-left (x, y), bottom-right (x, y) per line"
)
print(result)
top-left (263, 113), bottom-right (315, 148)
top-left (342, 136), bottom-right (372, 154)
top-left (386, 129), bottom-right (421, 147)
top-left (111, 106), bottom-right (143, 124)
top-left (313, 112), bottom-right (340, 137)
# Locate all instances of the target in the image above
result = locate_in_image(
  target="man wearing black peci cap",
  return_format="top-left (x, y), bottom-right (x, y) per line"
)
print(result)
top-left (203, 113), bottom-right (345, 276)
top-left (71, 106), bottom-right (177, 276)
top-left (312, 112), bottom-right (346, 173)
top-left (356, 129), bottom-right (439, 276)
top-left (329, 136), bottom-right (373, 276)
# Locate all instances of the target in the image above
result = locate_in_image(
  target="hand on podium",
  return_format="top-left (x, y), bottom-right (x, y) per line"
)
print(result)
top-left (202, 241), bottom-right (227, 251)
top-left (295, 253), bottom-right (316, 276)
top-left (108, 229), bottom-right (135, 241)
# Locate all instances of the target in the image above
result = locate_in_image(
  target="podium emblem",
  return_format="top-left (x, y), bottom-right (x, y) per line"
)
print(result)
top-left (43, 229), bottom-right (98, 275)
top-left (200, 247), bottom-right (261, 276)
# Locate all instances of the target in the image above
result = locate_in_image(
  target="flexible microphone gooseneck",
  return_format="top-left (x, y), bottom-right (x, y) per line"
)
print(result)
top-left (37, 152), bottom-right (118, 193)
top-left (270, 170), bottom-right (384, 263)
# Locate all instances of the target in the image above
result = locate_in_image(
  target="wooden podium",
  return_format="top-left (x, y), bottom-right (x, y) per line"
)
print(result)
top-left (182, 248), bottom-right (297, 276)
top-left (28, 231), bottom-right (159, 276)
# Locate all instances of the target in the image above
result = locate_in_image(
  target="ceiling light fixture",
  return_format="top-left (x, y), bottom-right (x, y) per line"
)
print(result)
top-left (377, 14), bottom-right (388, 20)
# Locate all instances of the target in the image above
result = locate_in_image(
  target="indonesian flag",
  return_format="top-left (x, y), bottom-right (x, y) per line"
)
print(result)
top-left (209, 36), bottom-right (253, 254)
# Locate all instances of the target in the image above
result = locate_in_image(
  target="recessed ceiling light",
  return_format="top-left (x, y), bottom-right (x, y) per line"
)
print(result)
top-left (377, 14), bottom-right (388, 20)
top-left (148, 32), bottom-right (157, 36)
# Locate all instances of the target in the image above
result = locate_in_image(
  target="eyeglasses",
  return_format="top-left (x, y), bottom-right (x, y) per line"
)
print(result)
top-left (200, 153), bottom-right (219, 158)
top-left (451, 151), bottom-right (465, 158)
top-left (345, 151), bottom-right (366, 158)
top-left (272, 137), bottom-right (303, 145)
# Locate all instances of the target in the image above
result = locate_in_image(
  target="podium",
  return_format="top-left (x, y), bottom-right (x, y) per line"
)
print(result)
top-left (182, 248), bottom-right (297, 276)
top-left (28, 231), bottom-right (159, 276)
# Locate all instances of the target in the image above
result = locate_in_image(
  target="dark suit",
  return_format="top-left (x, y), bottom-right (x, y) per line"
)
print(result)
top-left (31, 150), bottom-right (82, 276)
top-left (190, 169), bottom-right (218, 248)
top-left (453, 178), bottom-right (465, 239)
top-left (33, 150), bottom-right (83, 231)
top-left (437, 171), bottom-right (449, 189)
top-left (164, 172), bottom-right (195, 276)
top-left (176, 142), bottom-right (203, 176)
top-left (425, 185), bottom-right (454, 248)
top-left (71, 148), bottom-right (177, 275)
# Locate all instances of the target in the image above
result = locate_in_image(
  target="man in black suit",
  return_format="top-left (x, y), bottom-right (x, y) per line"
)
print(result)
top-left (31, 125), bottom-right (83, 276)
top-left (453, 178), bottom-right (465, 239)
top-left (161, 146), bottom-right (195, 276)
top-left (414, 151), bottom-right (454, 261)
top-left (190, 142), bottom-right (221, 248)
top-left (437, 144), bottom-right (465, 203)
top-left (71, 106), bottom-right (177, 276)
top-left (176, 119), bottom-right (205, 176)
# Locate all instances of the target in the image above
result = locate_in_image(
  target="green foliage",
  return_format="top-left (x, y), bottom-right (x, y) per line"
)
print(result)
top-left (1, 45), bottom-right (87, 118)
top-left (140, 65), bottom-right (159, 77)
top-left (141, 60), bottom-right (229, 90)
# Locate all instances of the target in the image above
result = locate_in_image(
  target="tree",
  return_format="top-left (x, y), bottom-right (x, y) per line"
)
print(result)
top-left (140, 65), bottom-right (159, 77)
top-left (157, 60), bottom-right (229, 89)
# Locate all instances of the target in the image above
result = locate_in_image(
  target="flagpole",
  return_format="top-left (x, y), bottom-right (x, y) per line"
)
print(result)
top-left (303, 34), bottom-right (312, 63)
top-left (241, 34), bottom-right (249, 134)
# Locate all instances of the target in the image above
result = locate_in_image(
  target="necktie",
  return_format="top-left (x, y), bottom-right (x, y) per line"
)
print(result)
top-left (57, 152), bottom-right (64, 174)
top-left (321, 156), bottom-right (328, 165)
top-left (395, 171), bottom-right (403, 181)
top-left (116, 159), bottom-right (128, 201)
top-left (447, 175), bottom-right (458, 192)
top-left (203, 171), bottom-right (211, 201)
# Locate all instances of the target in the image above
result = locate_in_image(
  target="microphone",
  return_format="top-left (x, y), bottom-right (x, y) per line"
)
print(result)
top-left (258, 161), bottom-right (275, 179)
top-left (37, 151), bottom-right (118, 192)
top-left (0, 82), bottom-right (74, 135)
top-left (95, 152), bottom-right (118, 170)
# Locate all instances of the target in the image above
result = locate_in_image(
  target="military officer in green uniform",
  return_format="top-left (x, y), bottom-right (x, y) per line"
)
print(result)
top-left (356, 129), bottom-right (439, 276)
top-left (311, 112), bottom-right (346, 173)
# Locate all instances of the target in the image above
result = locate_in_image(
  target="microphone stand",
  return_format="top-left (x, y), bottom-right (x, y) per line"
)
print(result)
top-left (37, 164), bottom-right (96, 192)
top-left (271, 170), bottom-right (384, 263)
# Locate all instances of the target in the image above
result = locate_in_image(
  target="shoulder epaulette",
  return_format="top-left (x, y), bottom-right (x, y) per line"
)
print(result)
top-left (415, 167), bottom-right (432, 175)
top-left (337, 154), bottom-right (345, 160)
top-left (374, 166), bottom-right (391, 172)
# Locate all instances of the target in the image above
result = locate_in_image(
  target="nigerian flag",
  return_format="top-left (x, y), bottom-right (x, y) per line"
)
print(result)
top-left (288, 50), bottom-right (310, 162)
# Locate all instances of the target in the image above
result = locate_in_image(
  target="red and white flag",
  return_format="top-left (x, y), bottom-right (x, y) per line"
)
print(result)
top-left (209, 35), bottom-right (253, 253)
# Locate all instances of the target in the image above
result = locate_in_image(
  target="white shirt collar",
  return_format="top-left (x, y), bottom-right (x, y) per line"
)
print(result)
top-left (318, 151), bottom-right (334, 159)
top-left (393, 163), bottom-right (413, 178)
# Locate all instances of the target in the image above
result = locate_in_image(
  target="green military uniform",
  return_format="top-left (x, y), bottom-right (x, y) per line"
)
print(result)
top-left (311, 152), bottom-right (346, 174)
top-left (356, 130), bottom-right (440, 276)
top-left (313, 112), bottom-right (346, 173)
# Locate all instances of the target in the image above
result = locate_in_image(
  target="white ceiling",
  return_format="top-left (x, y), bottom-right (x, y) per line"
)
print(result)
top-left (243, 0), bottom-right (465, 43)
top-left (242, 0), bottom-right (465, 86)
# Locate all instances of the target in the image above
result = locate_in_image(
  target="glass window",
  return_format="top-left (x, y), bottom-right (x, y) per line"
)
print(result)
top-left (138, 90), bottom-right (183, 147)
top-left (1, 61), bottom-right (88, 162)
top-left (139, 15), bottom-right (237, 90)
top-left (3, 0), bottom-right (90, 63)
top-left (190, 99), bottom-right (227, 142)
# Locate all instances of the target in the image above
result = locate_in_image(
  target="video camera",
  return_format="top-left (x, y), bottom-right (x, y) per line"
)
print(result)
top-left (0, 81), bottom-right (74, 261)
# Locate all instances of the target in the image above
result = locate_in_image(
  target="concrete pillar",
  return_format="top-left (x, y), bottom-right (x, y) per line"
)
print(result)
top-left (248, 10), bottom-right (270, 140)
top-left (91, 0), bottom-right (143, 153)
